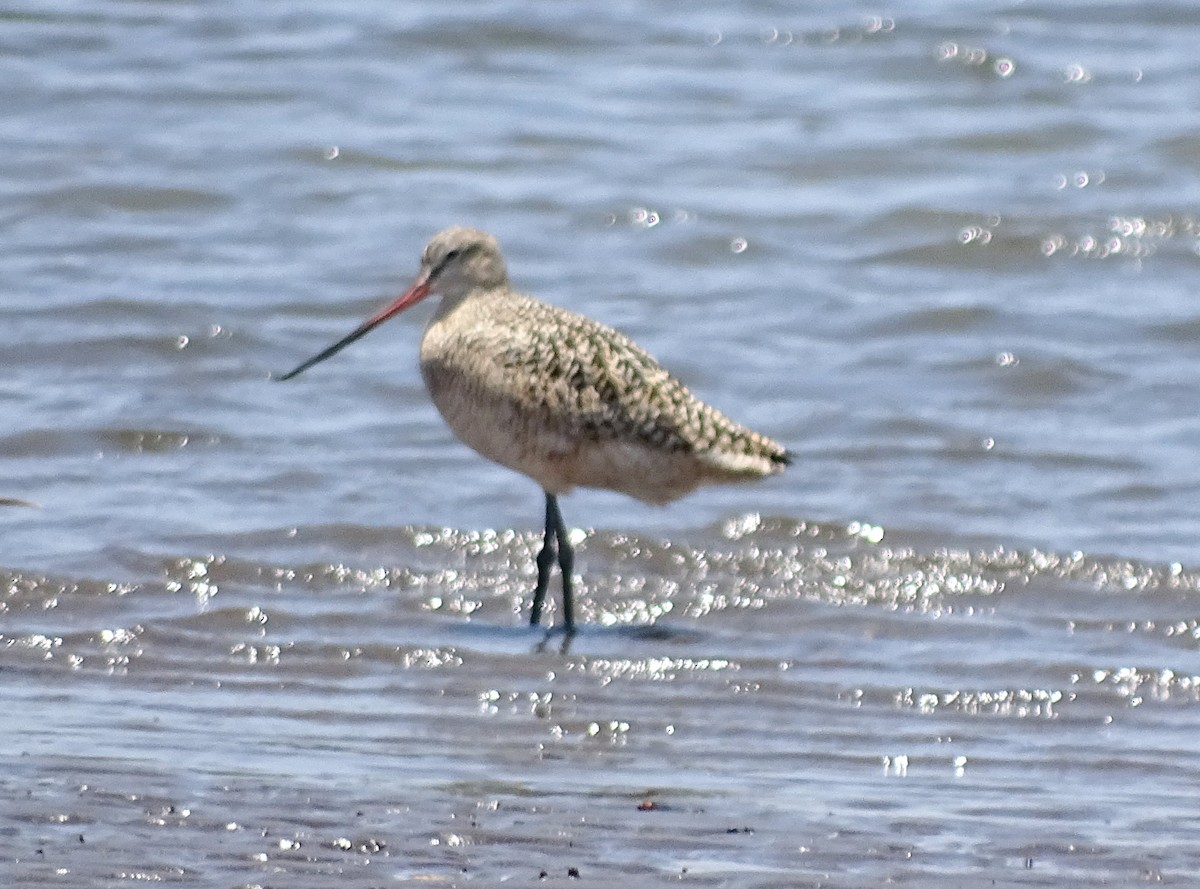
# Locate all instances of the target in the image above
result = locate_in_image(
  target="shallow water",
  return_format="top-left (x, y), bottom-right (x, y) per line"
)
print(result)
top-left (4, 1), bottom-right (1200, 886)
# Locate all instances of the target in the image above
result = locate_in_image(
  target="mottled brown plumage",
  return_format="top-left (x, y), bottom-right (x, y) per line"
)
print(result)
top-left (281, 226), bottom-right (790, 632)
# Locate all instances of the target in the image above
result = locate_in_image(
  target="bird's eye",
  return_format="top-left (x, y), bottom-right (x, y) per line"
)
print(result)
top-left (431, 248), bottom-right (463, 278)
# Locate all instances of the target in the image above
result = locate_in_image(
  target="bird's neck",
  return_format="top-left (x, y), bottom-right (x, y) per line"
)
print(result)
top-left (429, 284), bottom-right (510, 323)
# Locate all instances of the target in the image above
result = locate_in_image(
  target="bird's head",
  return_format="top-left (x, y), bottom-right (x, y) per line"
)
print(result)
top-left (278, 226), bottom-right (509, 381)
top-left (419, 227), bottom-right (509, 298)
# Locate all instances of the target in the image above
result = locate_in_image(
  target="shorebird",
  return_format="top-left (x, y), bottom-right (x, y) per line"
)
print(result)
top-left (280, 227), bottom-right (790, 632)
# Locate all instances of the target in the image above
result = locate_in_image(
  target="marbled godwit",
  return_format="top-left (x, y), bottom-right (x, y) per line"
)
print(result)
top-left (280, 227), bottom-right (790, 632)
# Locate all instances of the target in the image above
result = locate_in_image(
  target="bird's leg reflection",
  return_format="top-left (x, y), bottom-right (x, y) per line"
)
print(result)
top-left (534, 625), bottom-right (576, 656)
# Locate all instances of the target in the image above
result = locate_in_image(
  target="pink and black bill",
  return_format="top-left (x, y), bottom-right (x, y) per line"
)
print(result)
top-left (277, 277), bottom-right (431, 380)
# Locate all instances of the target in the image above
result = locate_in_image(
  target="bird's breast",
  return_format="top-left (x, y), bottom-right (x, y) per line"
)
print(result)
top-left (418, 311), bottom-right (579, 488)
top-left (414, 292), bottom-right (786, 503)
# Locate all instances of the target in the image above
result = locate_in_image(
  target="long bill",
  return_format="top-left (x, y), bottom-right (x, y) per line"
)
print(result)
top-left (277, 277), bottom-right (431, 381)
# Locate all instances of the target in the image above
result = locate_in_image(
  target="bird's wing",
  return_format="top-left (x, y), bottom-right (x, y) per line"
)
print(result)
top-left (489, 300), bottom-right (785, 467)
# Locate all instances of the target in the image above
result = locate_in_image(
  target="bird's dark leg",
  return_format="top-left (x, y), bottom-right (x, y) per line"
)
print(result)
top-left (530, 492), bottom-right (557, 628)
top-left (547, 494), bottom-right (576, 633)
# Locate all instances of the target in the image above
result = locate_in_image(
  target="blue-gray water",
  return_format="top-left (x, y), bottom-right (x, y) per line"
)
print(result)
top-left (4, 2), bottom-right (1200, 886)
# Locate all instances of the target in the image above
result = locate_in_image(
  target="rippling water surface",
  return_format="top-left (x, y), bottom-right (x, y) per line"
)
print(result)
top-left (4, 2), bottom-right (1200, 886)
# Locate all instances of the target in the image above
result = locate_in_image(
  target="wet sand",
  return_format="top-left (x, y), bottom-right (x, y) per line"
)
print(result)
top-left (5, 521), bottom-right (1199, 886)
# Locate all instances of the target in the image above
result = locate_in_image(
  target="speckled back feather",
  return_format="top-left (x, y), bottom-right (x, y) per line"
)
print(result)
top-left (415, 228), bottom-right (789, 503)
